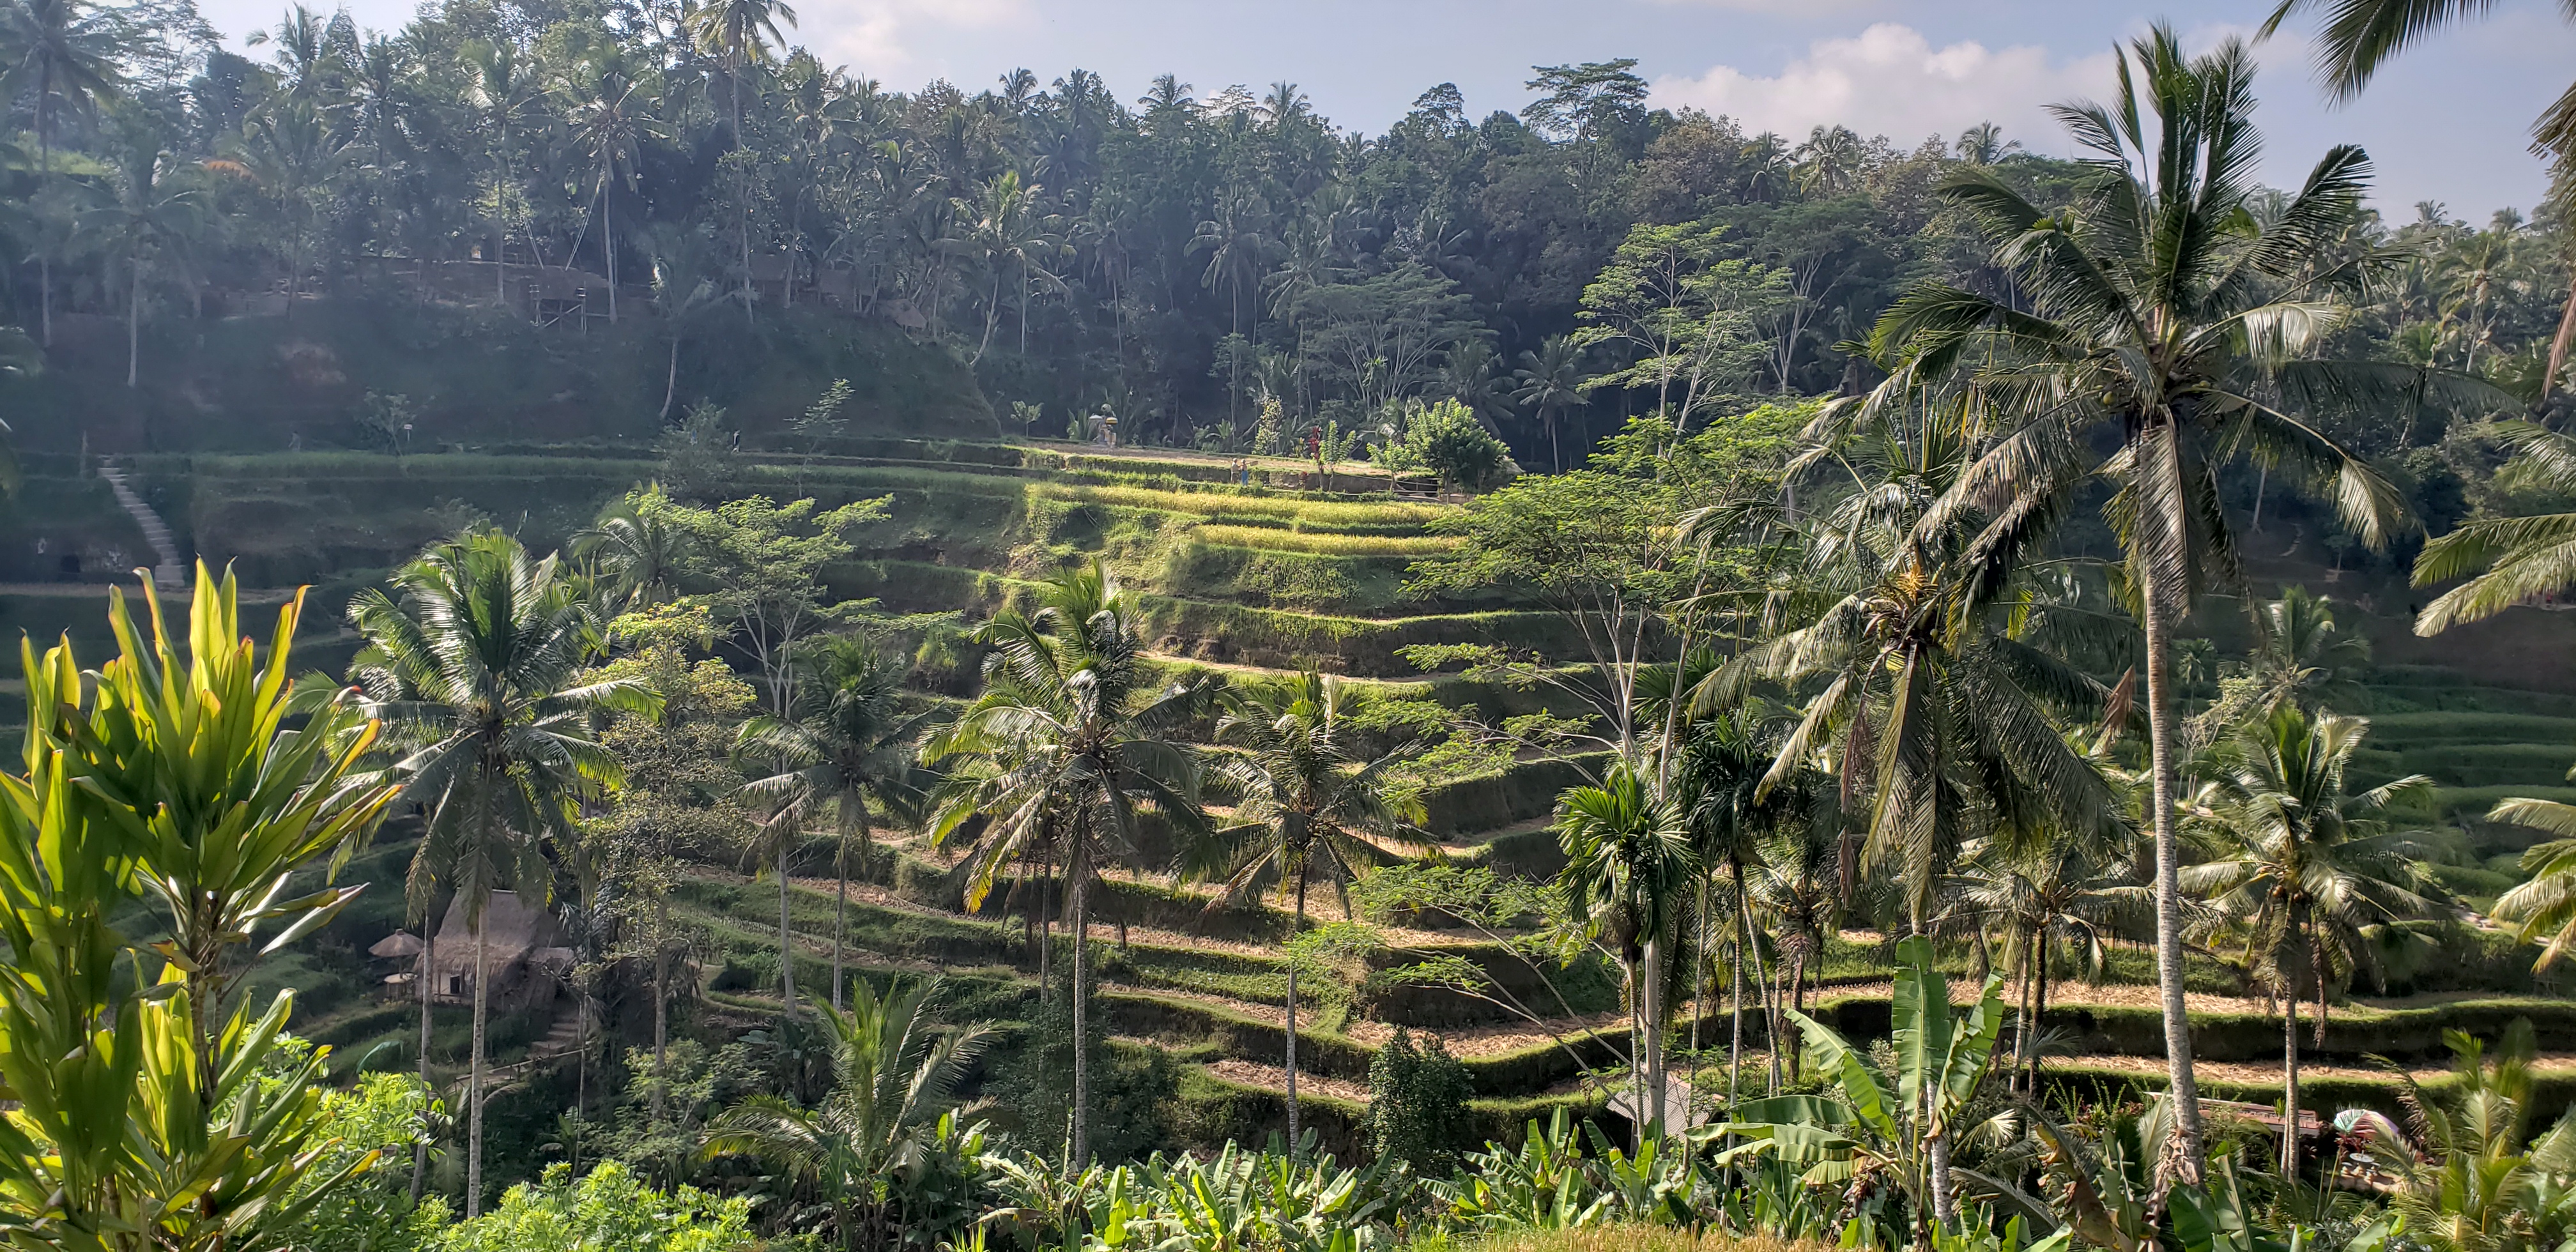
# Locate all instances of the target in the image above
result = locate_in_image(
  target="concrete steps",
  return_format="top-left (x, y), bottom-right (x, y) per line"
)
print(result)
top-left (95, 466), bottom-right (185, 588)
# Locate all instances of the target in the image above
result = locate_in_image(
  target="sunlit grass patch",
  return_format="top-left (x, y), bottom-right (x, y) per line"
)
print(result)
top-left (1190, 524), bottom-right (1458, 555)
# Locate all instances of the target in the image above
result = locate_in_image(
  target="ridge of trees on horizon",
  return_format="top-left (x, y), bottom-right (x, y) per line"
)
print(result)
top-left (6, 0), bottom-right (2576, 471)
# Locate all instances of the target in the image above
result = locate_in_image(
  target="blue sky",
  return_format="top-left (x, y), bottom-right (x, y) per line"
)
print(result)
top-left (201, 0), bottom-right (2576, 218)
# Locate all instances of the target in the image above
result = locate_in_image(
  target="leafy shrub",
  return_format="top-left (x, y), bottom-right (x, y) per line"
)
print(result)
top-left (1369, 1028), bottom-right (1473, 1172)
top-left (431, 1160), bottom-right (753, 1252)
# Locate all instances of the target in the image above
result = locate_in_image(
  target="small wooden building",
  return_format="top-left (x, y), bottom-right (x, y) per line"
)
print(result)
top-left (423, 890), bottom-right (576, 1011)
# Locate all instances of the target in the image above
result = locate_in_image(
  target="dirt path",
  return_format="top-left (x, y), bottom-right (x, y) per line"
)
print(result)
top-left (1203, 1058), bottom-right (1372, 1103)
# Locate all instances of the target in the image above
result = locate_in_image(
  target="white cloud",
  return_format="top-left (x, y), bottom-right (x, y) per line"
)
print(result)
top-left (798, 0), bottom-right (1026, 84)
top-left (1653, 24), bottom-right (2115, 150)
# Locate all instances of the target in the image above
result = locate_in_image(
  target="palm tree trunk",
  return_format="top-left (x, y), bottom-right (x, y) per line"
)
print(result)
top-left (1729, 859), bottom-right (1751, 1108)
top-left (1728, 909), bottom-right (1745, 1109)
top-left (2546, 275), bottom-right (2576, 408)
top-left (1765, 940), bottom-right (1783, 1090)
top-left (1788, 940), bottom-right (1809, 1081)
top-left (411, 927), bottom-right (434, 1204)
top-left (832, 829), bottom-right (848, 1011)
top-left (127, 263), bottom-right (142, 389)
top-left (733, 70), bottom-right (753, 319)
top-left (778, 833), bottom-right (796, 1014)
top-left (1929, 1125), bottom-right (1955, 1228)
top-left (662, 332), bottom-right (681, 421)
top-left (1642, 935), bottom-right (1664, 1140)
top-left (2030, 938), bottom-right (2051, 1093)
top-left (468, 916), bottom-right (489, 1218)
top-left (1285, 873), bottom-right (1304, 1151)
top-left (652, 943), bottom-right (670, 1120)
top-left (2142, 569), bottom-right (2207, 1179)
top-left (494, 151), bottom-right (509, 309)
top-left (2014, 933), bottom-right (2037, 1094)
top-left (2281, 992), bottom-right (2301, 1177)
top-left (1689, 880), bottom-right (1708, 1101)
top-left (1070, 864), bottom-right (1092, 1170)
top-left (604, 187), bottom-right (618, 324)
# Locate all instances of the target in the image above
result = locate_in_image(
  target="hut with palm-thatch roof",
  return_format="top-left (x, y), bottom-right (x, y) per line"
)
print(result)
top-left (423, 890), bottom-right (575, 1011)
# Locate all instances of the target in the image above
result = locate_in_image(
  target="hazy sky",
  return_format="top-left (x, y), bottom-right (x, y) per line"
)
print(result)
top-left (197, 0), bottom-right (2576, 219)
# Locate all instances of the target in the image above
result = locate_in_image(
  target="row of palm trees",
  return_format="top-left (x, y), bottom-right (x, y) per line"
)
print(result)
top-left (1539, 24), bottom-right (2576, 1194)
top-left (343, 521), bottom-right (1427, 1191)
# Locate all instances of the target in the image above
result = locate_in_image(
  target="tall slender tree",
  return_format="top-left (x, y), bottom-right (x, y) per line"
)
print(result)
top-left (1198, 671), bottom-right (1425, 1149)
top-left (347, 530), bottom-right (656, 1216)
top-left (739, 637), bottom-right (937, 1010)
top-left (1556, 765), bottom-right (1696, 1145)
top-left (923, 559), bottom-right (1209, 1168)
top-left (1, 0), bottom-right (119, 344)
top-left (1849, 28), bottom-right (2466, 1172)
top-left (684, 0), bottom-right (795, 312)
top-left (2183, 705), bottom-right (2437, 1175)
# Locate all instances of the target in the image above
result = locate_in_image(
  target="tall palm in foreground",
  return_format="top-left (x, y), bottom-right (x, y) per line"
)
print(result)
top-left (2182, 705), bottom-right (2437, 1175)
top-left (1850, 28), bottom-right (2462, 1169)
top-left (740, 638), bottom-right (938, 1010)
top-left (1556, 765), bottom-right (1696, 1145)
top-left (704, 977), bottom-right (992, 1248)
top-left (348, 530), bottom-right (656, 1214)
top-left (2262, 0), bottom-right (2576, 401)
top-left (923, 559), bottom-right (1210, 1168)
top-left (1199, 671), bottom-right (1425, 1148)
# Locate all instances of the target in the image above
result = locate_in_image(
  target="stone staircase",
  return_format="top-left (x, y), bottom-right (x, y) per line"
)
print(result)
top-left (528, 1001), bottom-right (586, 1061)
top-left (95, 465), bottom-right (185, 589)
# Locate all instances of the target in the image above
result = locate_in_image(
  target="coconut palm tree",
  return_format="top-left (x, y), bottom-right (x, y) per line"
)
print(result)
top-left (2262, 0), bottom-right (2576, 402)
top-left (1197, 671), bottom-right (1426, 1148)
top-left (559, 49), bottom-right (661, 322)
top-left (644, 222), bottom-right (730, 420)
top-left (79, 123), bottom-right (206, 389)
top-left (1848, 27), bottom-right (2474, 1169)
top-left (1672, 707), bottom-right (1811, 1103)
top-left (462, 38), bottom-right (542, 307)
top-left (1, 0), bottom-right (119, 344)
top-left (922, 558), bottom-right (1211, 1168)
top-left (346, 529), bottom-right (657, 1216)
top-left (573, 488), bottom-right (694, 611)
top-left (2488, 799), bottom-right (2576, 970)
top-left (703, 977), bottom-right (992, 1248)
top-left (1742, 814), bottom-right (1842, 1060)
top-left (2413, 421), bottom-right (2576, 632)
top-left (684, 0), bottom-right (795, 311)
top-left (1512, 335), bottom-right (1589, 473)
top-left (1708, 401), bottom-right (2124, 935)
top-left (1940, 839), bottom-right (2150, 1092)
top-left (1556, 765), bottom-right (1697, 1145)
top-left (951, 170), bottom-right (1064, 362)
top-left (2182, 705), bottom-right (2439, 1175)
top-left (739, 638), bottom-right (938, 1011)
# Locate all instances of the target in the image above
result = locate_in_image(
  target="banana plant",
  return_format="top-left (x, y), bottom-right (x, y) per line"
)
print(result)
top-left (1706, 936), bottom-right (2020, 1242)
top-left (1432, 1111), bottom-right (1616, 1232)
